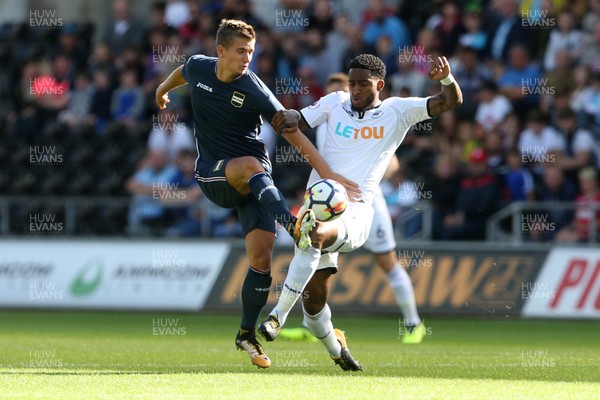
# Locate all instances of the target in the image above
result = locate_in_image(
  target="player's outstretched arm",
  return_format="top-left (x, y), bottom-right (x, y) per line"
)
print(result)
top-left (426, 56), bottom-right (463, 118)
top-left (271, 109), bottom-right (309, 133)
top-left (155, 65), bottom-right (187, 109)
top-left (280, 128), bottom-right (361, 200)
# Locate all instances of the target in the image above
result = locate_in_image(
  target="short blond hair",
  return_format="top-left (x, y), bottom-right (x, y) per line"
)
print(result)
top-left (216, 19), bottom-right (255, 48)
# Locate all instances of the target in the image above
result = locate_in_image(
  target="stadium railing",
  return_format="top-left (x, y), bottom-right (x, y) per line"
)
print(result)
top-left (486, 201), bottom-right (599, 244)
top-left (2, 197), bottom-right (597, 244)
top-left (394, 203), bottom-right (433, 241)
top-left (0, 196), bottom-right (215, 237)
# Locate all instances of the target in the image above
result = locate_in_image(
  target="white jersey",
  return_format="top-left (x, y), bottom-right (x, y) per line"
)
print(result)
top-left (302, 91), bottom-right (430, 205)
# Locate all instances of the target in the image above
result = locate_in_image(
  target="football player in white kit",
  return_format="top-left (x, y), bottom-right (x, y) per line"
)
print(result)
top-left (260, 54), bottom-right (462, 370)
top-left (283, 73), bottom-right (427, 345)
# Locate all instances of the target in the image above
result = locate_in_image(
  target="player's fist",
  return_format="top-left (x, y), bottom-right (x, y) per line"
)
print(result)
top-left (156, 90), bottom-right (170, 109)
top-left (428, 56), bottom-right (451, 81)
top-left (272, 109), bottom-right (300, 134)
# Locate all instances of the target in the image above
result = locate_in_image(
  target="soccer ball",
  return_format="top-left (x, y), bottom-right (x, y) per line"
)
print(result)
top-left (304, 179), bottom-right (347, 221)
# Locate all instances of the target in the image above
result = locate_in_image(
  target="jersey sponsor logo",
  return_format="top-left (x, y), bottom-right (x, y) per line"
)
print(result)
top-left (334, 122), bottom-right (384, 140)
top-left (213, 159), bottom-right (224, 171)
top-left (231, 91), bottom-right (245, 108)
top-left (196, 82), bottom-right (213, 92)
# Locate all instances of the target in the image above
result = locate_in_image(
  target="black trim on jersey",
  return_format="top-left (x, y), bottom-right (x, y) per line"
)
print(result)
top-left (354, 102), bottom-right (382, 120)
top-left (425, 97), bottom-right (435, 119)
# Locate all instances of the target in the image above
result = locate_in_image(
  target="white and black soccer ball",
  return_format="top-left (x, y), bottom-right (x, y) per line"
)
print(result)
top-left (304, 179), bottom-right (348, 221)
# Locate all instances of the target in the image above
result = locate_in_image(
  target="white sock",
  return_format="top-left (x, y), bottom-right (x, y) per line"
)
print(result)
top-left (303, 304), bottom-right (341, 358)
top-left (388, 265), bottom-right (421, 326)
top-left (270, 246), bottom-right (321, 326)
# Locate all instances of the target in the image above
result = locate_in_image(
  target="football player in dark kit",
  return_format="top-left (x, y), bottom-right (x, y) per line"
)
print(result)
top-left (155, 19), bottom-right (358, 369)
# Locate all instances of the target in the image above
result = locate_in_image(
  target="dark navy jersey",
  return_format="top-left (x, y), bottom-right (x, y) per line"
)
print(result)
top-left (182, 55), bottom-right (283, 172)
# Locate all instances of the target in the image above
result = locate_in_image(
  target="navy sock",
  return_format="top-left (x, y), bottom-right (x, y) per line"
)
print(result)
top-left (240, 266), bottom-right (272, 331)
top-left (248, 172), bottom-right (295, 235)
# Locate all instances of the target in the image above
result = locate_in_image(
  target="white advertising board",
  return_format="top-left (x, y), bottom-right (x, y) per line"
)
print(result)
top-left (0, 240), bottom-right (230, 311)
top-left (522, 248), bottom-right (600, 319)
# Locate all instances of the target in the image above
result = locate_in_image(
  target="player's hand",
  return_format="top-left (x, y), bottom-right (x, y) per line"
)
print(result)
top-left (326, 172), bottom-right (361, 202)
top-left (156, 90), bottom-right (170, 109)
top-left (428, 56), bottom-right (451, 81)
top-left (272, 109), bottom-right (300, 134)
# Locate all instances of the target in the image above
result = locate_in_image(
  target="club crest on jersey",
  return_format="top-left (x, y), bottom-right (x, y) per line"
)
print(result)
top-left (371, 110), bottom-right (383, 119)
top-left (334, 122), bottom-right (384, 139)
top-left (231, 91), bottom-right (245, 108)
top-left (308, 101), bottom-right (319, 109)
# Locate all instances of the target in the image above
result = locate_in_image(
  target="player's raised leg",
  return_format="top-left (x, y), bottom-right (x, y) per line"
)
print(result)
top-left (302, 270), bottom-right (362, 371)
top-left (260, 202), bottom-right (373, 340)
top-left (226, 156), bottom-right (296, 235)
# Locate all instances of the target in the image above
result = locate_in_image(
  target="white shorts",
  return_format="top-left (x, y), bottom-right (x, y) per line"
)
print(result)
top-left (362, 186), bottom-right (397, 254)
top-left (312, 201), bottom-right (374, 272)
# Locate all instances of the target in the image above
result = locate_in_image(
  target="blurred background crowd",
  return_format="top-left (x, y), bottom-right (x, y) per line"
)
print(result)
top-left (1, 0), bottom-right (599, 242)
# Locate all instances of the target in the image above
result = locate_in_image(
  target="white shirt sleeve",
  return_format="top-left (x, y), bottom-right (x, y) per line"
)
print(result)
top-left (300, 91), bottom-right (342, 128)
top-left (543, 31), bottom-right (559, 71)
top-left (572, 129), bottom-right (595, 154)
top-left (546, 128), bottom-right (566, 151)
top-left (147, 128), bottom-right (166, 150)
top-left (384, 96), bottom-right (431, 130)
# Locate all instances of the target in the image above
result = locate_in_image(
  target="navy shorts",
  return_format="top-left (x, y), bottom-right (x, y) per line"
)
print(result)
top-left (194, 158), bottom-right (276, 236)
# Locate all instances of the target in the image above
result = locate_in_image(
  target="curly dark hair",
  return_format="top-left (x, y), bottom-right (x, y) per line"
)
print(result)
top-left (348, 54), bottom-right (386, 80)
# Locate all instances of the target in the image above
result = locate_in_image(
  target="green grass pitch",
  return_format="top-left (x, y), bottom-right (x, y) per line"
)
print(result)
top-left (0, 311), bottom-right (599, 399)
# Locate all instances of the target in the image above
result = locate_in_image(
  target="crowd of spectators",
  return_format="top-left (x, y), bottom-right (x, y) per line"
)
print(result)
top-left (1, 0), bottom-right (599, 242)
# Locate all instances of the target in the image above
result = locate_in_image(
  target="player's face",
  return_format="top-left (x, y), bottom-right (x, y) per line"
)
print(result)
top-left (218, 37), bottom-right (255, 76)
top-left (348, 68), bottom-right (382, 111)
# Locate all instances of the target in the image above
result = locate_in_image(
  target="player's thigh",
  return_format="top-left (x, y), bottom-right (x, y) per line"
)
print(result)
top-left (363, 189), bottom-right (397, 257)
top-left (225, 156), bottom-right (265, 195)
top-left (195, 158), bottom-right (248, 208)
top-left (322, 202), bottom-right (374, 253)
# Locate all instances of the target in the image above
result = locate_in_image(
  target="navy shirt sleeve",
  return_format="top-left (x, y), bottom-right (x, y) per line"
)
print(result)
top-left (257, 78), bottom-right (284, 124)
top-left (182, 54), bottom-right (208, 84)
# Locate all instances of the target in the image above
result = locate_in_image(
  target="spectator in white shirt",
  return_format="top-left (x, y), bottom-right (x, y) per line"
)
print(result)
top-left (147, 108), bottom-right (195, 163)
top-left (475, 80), bottom-right (512, 134)
top-left (518, 109), bottom-right (566, 177)
top-left (543, 11), bottom-right (582, 71)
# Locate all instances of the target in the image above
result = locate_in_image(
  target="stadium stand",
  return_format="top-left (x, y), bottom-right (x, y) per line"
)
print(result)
top-left (0, 0), bottom-right (598, 243)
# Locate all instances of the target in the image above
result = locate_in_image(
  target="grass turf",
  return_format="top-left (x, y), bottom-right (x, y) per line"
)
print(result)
top-left (0, 311), bottom-right (598, 399)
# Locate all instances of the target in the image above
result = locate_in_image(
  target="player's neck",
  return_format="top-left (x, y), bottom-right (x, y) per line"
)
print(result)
top-left (215, 61), bottom-right (240, 83)
top-left (352, 100), bottom-right (382, 114)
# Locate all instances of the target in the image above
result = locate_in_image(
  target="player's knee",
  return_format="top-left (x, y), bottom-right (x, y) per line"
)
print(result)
top-left (302, 293), bottom-right (326, 315)
top-left (308, 222), bottom-right (325, 249)
top-left (248, 252), bottom-right (271, 270)
top-left (310, 222), bottom-right (337, 250)
top-left (239, 156), bottom-right (264, 179)
top-left (375, 252), bottom-right (396, 272)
